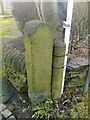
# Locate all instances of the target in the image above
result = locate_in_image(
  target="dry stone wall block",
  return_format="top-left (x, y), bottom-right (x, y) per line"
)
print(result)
top-left (4, 50), bottom-right (27, 92)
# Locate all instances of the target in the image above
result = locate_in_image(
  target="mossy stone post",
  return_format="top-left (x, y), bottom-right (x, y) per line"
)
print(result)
top-left (24, 20), bottom-right (54, 104)
top-left (52, 40), bottom-right (66, 99)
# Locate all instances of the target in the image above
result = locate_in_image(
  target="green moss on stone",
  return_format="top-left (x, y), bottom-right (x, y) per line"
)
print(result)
top-left (4, 50), bottom-right (27, 92)
top-left (24, 20), bottom-right (54, 104)
top-left (52, 40), bottom-right (66, 99)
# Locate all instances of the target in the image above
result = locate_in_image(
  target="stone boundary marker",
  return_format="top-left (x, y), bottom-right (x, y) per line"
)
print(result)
top-left (0, 103), bottom-right (16, 120)
top-left (24, 20), bottom-right (54, 104)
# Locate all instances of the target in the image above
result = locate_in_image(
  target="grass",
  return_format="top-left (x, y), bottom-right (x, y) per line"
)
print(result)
top-left (0, 17), bottom-right (18, 36)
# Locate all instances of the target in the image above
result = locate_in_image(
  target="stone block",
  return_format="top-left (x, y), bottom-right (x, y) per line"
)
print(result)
top-left (4, 50), bottom-right (27, 92)
top-left (24, 20), bottom-right (54, 104)
top-left (0, 104), bottom-right (6, 112)
top-left (52, 40), bottom-right (66, 99)
top-left (7, 115), bottom-right (16, 120)
top-left (1, 109), bottom-right (12, 118)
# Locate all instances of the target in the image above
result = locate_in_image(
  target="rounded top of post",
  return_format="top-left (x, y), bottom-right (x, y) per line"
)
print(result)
top-left (24, 20), bottom-right (52, 38)
top-left (54, 39), bottom-right (66, 48)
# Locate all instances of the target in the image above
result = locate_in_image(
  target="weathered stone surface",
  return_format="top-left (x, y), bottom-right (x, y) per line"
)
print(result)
top-left (7, 115), bottom-right (16, 120)
top-left (53, 56), bottom-right (65, 68)
top-left (65, 57), bottom-right (88, 90)
top-left (24, 20), bottom-right (54, 104)
top-left (0, 104), bottom-right (6, 112)
top-left (52, 69), bottom-right (64, 98)
top-left (52, 40), bottom-right (66, 99)
top-left (53, 40), bottom-right (66, 56)
top-left (2, 78), bottom-right (13, 103)
top-left (4, 50), bottom-right (27, 92)
top-left (1, 109), bottom-right (12, 118)
top-left (65, 65), bottom-right (88, 90)
top-left (0, 104), bottom-right (16, 120)
top-left (84, 65), bottom-right (90, 92)
top-left (67, 57), bottom-right (88, 70)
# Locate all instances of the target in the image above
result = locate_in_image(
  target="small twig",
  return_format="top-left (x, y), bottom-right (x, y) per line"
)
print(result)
top-left (82, 33), bottom-right (90, 41)
top-left (62, 99), bottom-right (70, 105)
top-left (69, 43), bottom-right (77, 49)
